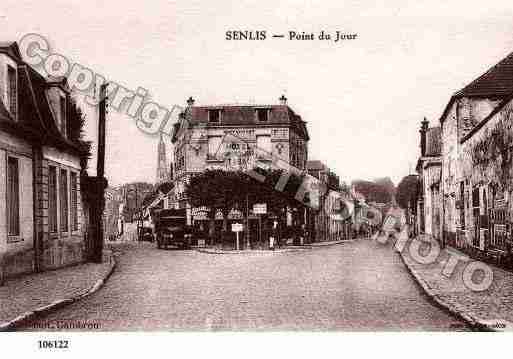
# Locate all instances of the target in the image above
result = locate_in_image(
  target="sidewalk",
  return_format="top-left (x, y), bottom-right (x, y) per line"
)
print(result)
top-left (0, 252), bottom-right (115, 331)
top-left (400, 244), bottom-right (513, 331)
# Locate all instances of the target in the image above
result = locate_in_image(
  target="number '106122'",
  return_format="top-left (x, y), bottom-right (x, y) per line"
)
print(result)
top-left (38, 340), bottom-right (69, 349)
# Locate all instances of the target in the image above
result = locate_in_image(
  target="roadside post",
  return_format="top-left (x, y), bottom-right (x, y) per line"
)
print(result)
top-left (232, 223), bottom-right (244, 250)
top-left (253, 203), bottom-right (267, 245)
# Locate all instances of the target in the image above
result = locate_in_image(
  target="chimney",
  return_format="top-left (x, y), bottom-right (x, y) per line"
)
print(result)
top-left (187, 96), bottom-right (195, 107)
top-left (420, 117), bottom-right (429, 156)
top-left (279, 94), bottom-right (287, 106)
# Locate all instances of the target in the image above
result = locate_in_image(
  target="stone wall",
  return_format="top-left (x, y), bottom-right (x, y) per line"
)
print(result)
top-left (442, 95), bottom-right (511, 248)
top-left (38, 146), bottom-right (85, 272)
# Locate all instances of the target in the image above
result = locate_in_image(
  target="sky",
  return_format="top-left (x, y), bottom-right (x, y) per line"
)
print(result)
top-left (3, 0), bottom-right (513, 186)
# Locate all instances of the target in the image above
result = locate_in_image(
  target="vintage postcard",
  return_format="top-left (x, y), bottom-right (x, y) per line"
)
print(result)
top-left (1, 0), bottom-right (513, 357)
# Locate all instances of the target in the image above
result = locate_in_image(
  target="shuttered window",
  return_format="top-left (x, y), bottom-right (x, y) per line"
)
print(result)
top-left (60, 169), bottom-right (68, 232)
top-left (257, 109), bottom-right (268, 122)
top-left (7, 156), bottom-right (20, 236)
top-left (60, 96), bottom-right (66, 137)
top-left (49, 166), bottom-right (58, 232)
top-left (460, 181), bottom-right (465, 230)
top-left (71, 172), bottom-right (78, 231)
top-left (256, 135), bottom-right (271, 152)
top-left (208, 136), bottom-right (222, 157)
top-left (208, 109), bottom-right (220, 123)
top-left (7, 65), bottom-right (17, 120)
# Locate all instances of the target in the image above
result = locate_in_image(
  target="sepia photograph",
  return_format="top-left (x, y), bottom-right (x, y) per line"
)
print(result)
top-left (1, 0), bottom-right (513, 356)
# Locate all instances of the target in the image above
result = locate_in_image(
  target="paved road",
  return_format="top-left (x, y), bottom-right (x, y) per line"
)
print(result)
top-left (18, 239), bottom-right (469, 331)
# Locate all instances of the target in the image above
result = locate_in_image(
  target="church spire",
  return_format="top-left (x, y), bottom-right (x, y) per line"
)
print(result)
top-left (156, 133), bottom-right (169, 184)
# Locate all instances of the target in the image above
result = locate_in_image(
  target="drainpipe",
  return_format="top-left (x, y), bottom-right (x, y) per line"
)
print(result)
top-left (32, 146), bottom-right (41, 272)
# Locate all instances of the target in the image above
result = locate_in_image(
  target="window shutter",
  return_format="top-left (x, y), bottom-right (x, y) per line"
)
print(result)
top-left (7, 157), bottom-right (20, 236)
top-left (7, 66), bottom-right (17, 120)
top-left (49, 166), bottom-right (58, 232)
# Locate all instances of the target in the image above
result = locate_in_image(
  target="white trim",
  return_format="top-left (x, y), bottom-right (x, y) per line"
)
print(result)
top-left (42, 146), bottom-right (81, 170)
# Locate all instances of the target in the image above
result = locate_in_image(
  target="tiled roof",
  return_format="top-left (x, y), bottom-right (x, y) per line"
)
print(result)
top-left (0, 41), bottom-right (22, 62)
top-left (439, 51), bottom-right (513, 124)
top-left (184, 104), bottom-right (309, 140)
top-left (425, 126), bottom-right (441, 157)
top-left (0, 41), bottom-right (85, 155)
top-left (456, 51), bottom-right (513, 97)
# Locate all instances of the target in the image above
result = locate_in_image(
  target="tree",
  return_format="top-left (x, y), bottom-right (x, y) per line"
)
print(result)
top-left (352, 179), bottom-right (394, 203)
top-left (67, 96), bottom-right (92, 162)
top-left (396, 175), bottom-right (420, 209)
top-left (185, 168), bottom-right (309, 245)
top-left (374, 177), bottom-right (396, 201)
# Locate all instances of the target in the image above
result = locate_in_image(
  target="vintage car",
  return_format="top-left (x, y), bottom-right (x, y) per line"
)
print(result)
top-left (153, 208), bottom-right (192, 249)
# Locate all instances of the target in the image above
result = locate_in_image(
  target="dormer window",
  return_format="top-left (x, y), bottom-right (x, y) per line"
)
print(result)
top-left (60, 96), bottom-right (67, 137)
top-left (7, 65), bottom-right (17, 120)
top-left (256, 108), bottom-right (269, 122)
top-left (208, 109), bottom-right (221, 123)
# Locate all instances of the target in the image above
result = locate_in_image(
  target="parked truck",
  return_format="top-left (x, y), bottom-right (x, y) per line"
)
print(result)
top-left (153, 208), bottom-right (192, 249)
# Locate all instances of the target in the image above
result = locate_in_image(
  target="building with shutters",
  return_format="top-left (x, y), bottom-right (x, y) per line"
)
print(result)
top-left (170, 96), bottom-right (309, 208)
top-left (168, 96), bottom-right (310, 245)
top-left (0, 41), bottom-right (90, 280)
top-left (435, 49), bottom-right (513, 262)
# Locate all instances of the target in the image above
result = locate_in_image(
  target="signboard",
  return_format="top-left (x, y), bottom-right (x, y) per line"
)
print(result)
top-left (253, 203), bottom-right (267, 215)
top-left (227, 209), bottom-right (243, 220)
top-left (232, 223), bottom-right (243, 232)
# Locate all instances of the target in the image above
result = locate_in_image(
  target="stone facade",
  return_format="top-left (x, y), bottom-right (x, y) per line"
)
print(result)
top-left (437, 50), bottom-right (513, 259)
top-left (416, 119), bottom-right (442, 241)
top-left (442, 97), bottom-right (513, 252)
top-left (171, 97), bottom-right (310, 208)
top-left (0, 42), bottom-right (88, 280)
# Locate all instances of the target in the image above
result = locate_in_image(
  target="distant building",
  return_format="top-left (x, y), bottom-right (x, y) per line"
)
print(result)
top-left (171, 96), bottom-right (310, 209)
top-left (416, 118), bottom-right (442, 242)
top-left (168, 96), bottom-right (310, 245)
top-left (307, 160), bottom-right (349, 241)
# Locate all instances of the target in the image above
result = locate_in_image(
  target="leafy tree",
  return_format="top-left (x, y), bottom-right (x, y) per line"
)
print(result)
top-left (374, 177), bottom-right (396, 199)
top-left (67, 96), bottom-right (92, 161)
top-left (185, 168), bottom-right (309, 244)
top-left (396, 175), bottom-right (420, 209)
top-left (352, 179), bottom-right (394, 204)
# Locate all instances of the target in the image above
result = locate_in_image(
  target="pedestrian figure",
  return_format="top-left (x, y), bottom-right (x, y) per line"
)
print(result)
top-left (270, 220), bottom-right (278, 250)
top-left (300, 224), bottom-right (306, 245)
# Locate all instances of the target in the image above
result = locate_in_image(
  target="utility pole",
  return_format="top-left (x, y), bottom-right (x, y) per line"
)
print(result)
top-left (246, 192), bottom-right (250, 250)
top-left (92, 83), bottom-right (108, 263)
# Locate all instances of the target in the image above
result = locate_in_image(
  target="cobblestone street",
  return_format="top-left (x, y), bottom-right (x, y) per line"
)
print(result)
top-left (17, 239), bottom-right (469, 331)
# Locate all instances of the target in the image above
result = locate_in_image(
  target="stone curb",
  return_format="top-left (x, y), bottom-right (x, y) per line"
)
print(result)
top-left (196, 238), bottom-right (359, 255)
top-left (398, 249), bottom-right (493, 332)
top-left (310, 238), bottom-right (358, 247)
top-left (0, 252), bottom-right (117, 332)
top-left (196, 247), bottom-right (310, 255)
